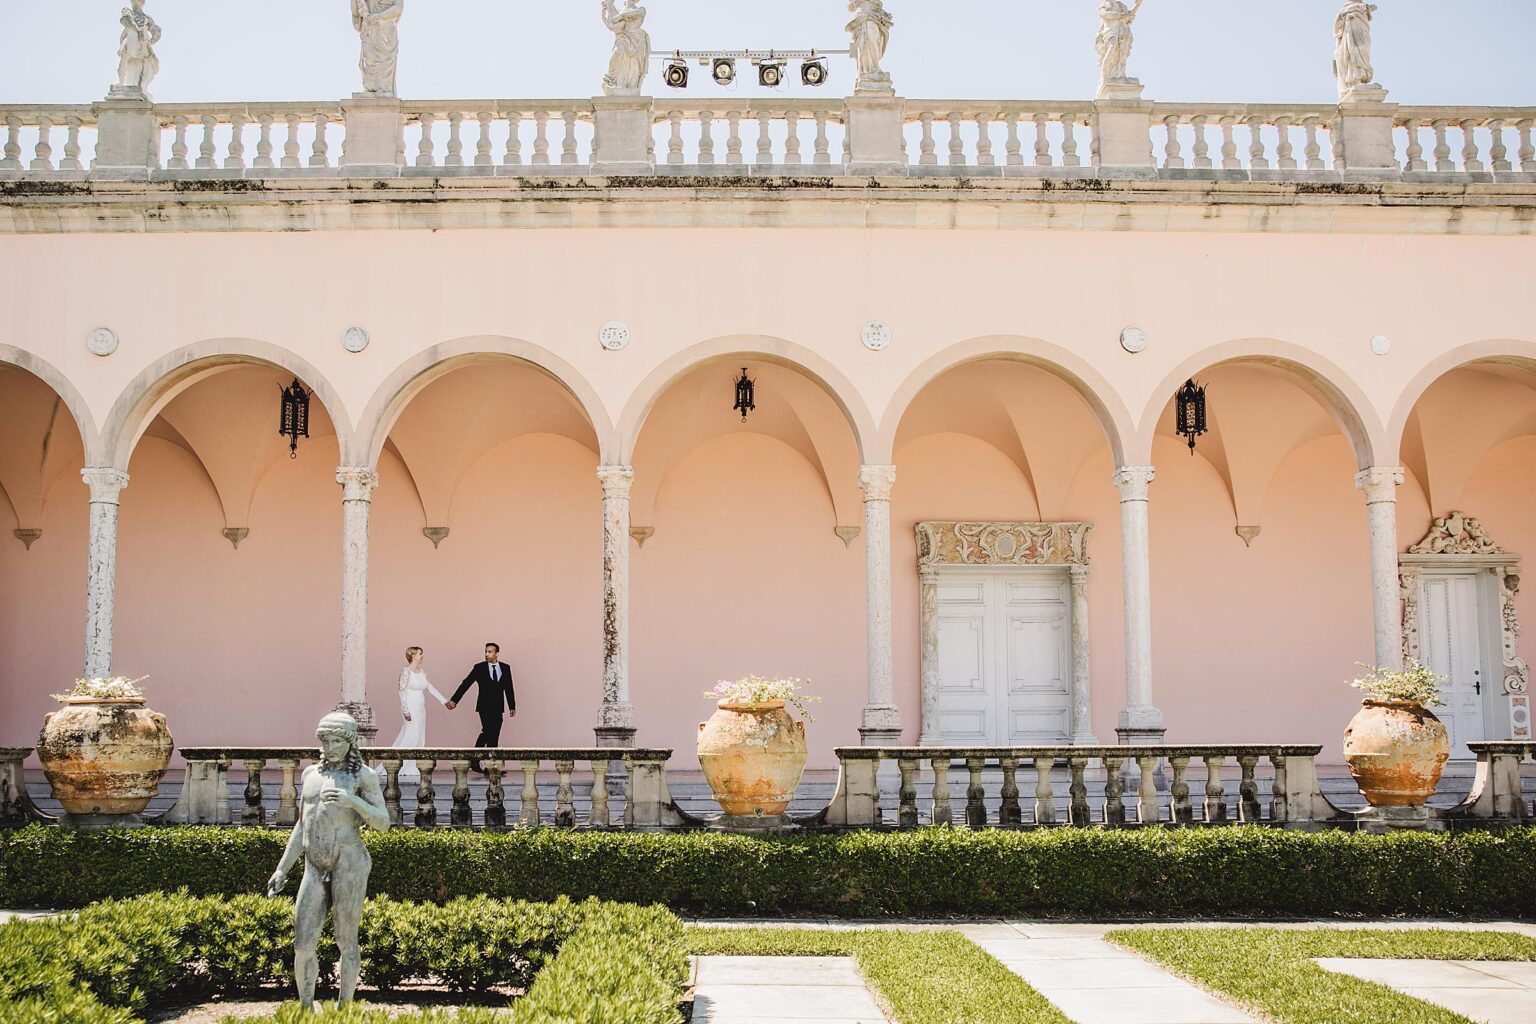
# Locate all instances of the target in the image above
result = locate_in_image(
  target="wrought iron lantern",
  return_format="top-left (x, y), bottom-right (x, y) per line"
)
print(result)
top-left (1175, 378), bottom-right (1207, 454)
top-left (732, 367), bottom-right (756, 422)
top-left (279, 378), bottom-right (311, 459)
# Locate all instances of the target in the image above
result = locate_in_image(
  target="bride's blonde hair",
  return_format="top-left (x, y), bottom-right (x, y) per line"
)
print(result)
top-left (405, 646), bottom-right (424, 663)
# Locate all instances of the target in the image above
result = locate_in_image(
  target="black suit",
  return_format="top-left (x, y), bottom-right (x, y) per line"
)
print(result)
top-left (452, 661), bottom-right (516, 763)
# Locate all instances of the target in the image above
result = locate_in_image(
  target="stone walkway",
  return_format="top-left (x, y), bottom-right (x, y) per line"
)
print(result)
top-left (693, 956), bottom-right (887, 1023)
top-left (1318, 958), bottom-right (1536, 1024)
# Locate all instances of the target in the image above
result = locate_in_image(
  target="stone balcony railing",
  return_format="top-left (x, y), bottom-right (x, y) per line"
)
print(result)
top-left (3, 741), bottom-right (1531, 832)
top-left (2, 96), bottom-right (1533, 185)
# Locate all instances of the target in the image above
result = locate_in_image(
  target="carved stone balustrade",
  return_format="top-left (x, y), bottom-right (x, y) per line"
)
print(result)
top-left (1446, 742), bottom-right (1536, 823)
top-left (0, 747), bottom-right (48, 826)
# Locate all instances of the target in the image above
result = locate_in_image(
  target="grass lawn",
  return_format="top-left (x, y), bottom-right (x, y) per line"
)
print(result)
top-left (686, 926), bottom-right (1072, 1024)
top-left (1107, 928), bottom-right (1536, 1024)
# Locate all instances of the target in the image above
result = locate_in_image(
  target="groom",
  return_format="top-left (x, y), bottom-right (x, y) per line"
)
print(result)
top-left (447, 642), bottom-right (517, 770)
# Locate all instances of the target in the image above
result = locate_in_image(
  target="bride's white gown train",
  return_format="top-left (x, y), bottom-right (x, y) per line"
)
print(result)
top-left (390, 667), bottom-right (447, 781)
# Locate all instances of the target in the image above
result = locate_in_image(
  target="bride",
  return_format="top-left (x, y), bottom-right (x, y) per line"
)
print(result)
top-left (390, 646), bottom-right (447, 780)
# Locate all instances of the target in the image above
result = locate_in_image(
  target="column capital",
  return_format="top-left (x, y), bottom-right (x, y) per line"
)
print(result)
top-left (82, 468), bottom-right (130, 504)
top-left (1068, 562), bottom-right (1092, 582)
top-left (1113, 465), bottom-right (1156, 500)
top-left (858, 464), bottom-right (897, 501)
top-left (1355, 466), bottom-right (1405, 503)
top-left (336, 467), bottom-right (380, 502)
top-left (597, 464), bottom-right (636, 498)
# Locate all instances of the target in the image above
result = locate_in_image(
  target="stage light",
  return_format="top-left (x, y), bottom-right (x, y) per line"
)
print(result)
top-left (801, 57), bottom-right (829, 87)
top-left (758, 59), bottom-right (785, 88)
top-left (663, 56), bottom-right (689, 89)
top-left (712, 57), bottom-right (736, 86)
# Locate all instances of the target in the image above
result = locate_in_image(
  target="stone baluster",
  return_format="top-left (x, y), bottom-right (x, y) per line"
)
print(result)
top-left (561, 110), bottom-right (579, 165)
top-left (310, 113), bottom-right (330, 167)
top-left (1219, 115), bottom-right (1239, 169)
top-left (784, 110), bottom-right (803, 169)
top-left (166, 116), bottom-right (189, 169)
top-left (1137, 756), bottom-right (1158, 825)
top-left (1488, 119), bottom-right (1509, 172)
top-left (1273, 115), bottom-right (1294, 169)
top-left (1004, 113), bottom-right (1022, 166)
top-left (1246, 114), bottom-right (1268, 169)
top-left (554, 760), bottom-right (577, 827)
top-left (277, 757), bottom-right (301, 826)
top-left (1331, 121), bottom-right (1346, 169)
top-left (1034, 756), bottom-right (1056, 826)
top-left (942, 111), bottom-right (962, 166)
top-left (1061, 114), bottom-right (1081, 167)
top-left (502, 111), bottom-right (524, 167)
top-left (450, 759), bottom-right (472, 826)
top-left (813, 110), bottom-right (831, 165)
top-left (444, 111), bottom-right (464, 167)
top-left (1517, 119), bottom-right (1535, 171)
top-left (664, 111), bottom-right (684, 165)
top-left (414, 760), bottom-right (437, 827)
top-left (1237, 755), bottom-right (1261, 822)
top-left (725, 111), bottom-right (743, 165)
top-left (1190, 113), bottom-right (1211, 168)
top-left (590, 760), bottom-right (610, 827)
top-left (58, 115), bottom-right (81, 172)
top-left (973, 112), bottom-right (993, 167)
top-left (1402, 119), bottom-right (1426, 171)
top-left (283, 113), bottom-right (303, 168)
top-left (897, 757), bottom-right (919, 828)
top-left (484, 761), bottom-right (506, 827)
top-left (698, 110), bottom-right (716, 166)
top-left (379, 758), bottom-right (402, 826)
top-left (755, 111), bottom-right (774, 168)
top-left (1161, 114), bottom-right (1183, 169)
top-left (1457, 118), bottom-right (1482, 172)
top-left (1202, 755), bottom-right (1228, 823)
top-left (241, 758), bottom-right (266, 825)
top-left (1025, 112), bottom-right (1045, 166)
top-left (964, 757), bottom-right (987, 828)
top-left (415, 112), bottom-right (436, 166)
top-left (930, 757), bottom-right (952, 825)
top-left (194, 114), bottom-right (216, 169)
top-left (27, 115), bottom-right (52, 171)
top-left (999, 756), bottom-right (1022, 825)
top-left (471, 111), bottom-right (492, 166)
top-left (1, 116), bottom-right (22, 169)
top-left (254, 114), bottom-right (275, 169)
top-left (1169, 756), bottom-right (1192, 825)
top-left (1431, 119), bottom-right (1452, 171)
top-left (1268, 753), bottom-right (1288, 823)
top-left (226, 113), bottom-right (246, 169)
top-left (519, 761), bottom-right (541, 826)
top-left (1303, 115), bottom-right (1325, 169)
top-left (83, 469), bottom-right (129, 680)
top-left (1068, 757), bottom-right (1091, 827)
top-left (1102, 756), bottom-right (1126, 827)
top-left (918, 112), bottom-right (936, 166)
top-left (532, 112), bottom-right (550, 166)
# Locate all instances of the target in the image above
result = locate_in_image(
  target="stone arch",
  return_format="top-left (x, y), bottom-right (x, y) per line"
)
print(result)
top-left (0, 343), bottom-right (101, 461)
top-left (1387, 339), bottom-right (1536, 462)
top-left (616, 336), bottom-right (877, 465)
top-left (880, 336), bottom-right (1133, 468)
top-left (1134, 339), bottom-right (1384, 470)
top-left (100, 339), bottom-right (352, 472)
top-left (356, 337), bottom-right (614, 469)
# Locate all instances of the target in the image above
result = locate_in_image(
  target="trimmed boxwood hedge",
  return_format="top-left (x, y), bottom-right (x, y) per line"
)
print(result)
top-left (2, 824), bottom-right (1533, 918)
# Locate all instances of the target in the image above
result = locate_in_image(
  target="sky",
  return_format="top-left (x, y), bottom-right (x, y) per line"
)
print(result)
top-left (2, 1), bottom-right (1532, 107)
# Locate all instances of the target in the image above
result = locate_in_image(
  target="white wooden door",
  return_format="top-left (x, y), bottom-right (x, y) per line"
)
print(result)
top-left (1418, 574), bottom-right (1487, 759)
top-left (934, 570), bottom-right (1072, 745)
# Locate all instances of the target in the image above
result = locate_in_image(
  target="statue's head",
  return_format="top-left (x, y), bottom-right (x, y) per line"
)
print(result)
top-left (316, 711), bottom-right (363, 772)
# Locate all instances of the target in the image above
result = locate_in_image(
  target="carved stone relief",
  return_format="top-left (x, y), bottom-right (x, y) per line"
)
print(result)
top-left (1408, 511), bottom-right (1503, 556)
top-left (916, 521), bottom-right (1092, 568)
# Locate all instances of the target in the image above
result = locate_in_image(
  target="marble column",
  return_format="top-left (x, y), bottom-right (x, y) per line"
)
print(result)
top-left (596, 466), bottom-right (637, 747)
top-left (336, 468), bottom-right (379, 741)
top-left (1356, 466), bottom-right (1406, 670)
top-left (1114, 466), bottom-right (1165, 743)
top-left (1068, 563), bottom-right (1099, 745)
top-left (82, 468), bottom-right (130, 679)
top-left (859, 465), bottom-right (902, 745)
top-left (917, 565), bottom-right (940, 745)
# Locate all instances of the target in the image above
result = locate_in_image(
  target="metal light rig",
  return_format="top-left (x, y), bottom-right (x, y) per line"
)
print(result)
top-left (1175, 378), bottom-right (1208, 454)
top-left (279, 378), bottom-right (311, 459)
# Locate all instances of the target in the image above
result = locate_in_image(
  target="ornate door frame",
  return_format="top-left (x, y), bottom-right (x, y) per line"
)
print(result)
top-left (916, 521), bottom-right (1098, 746)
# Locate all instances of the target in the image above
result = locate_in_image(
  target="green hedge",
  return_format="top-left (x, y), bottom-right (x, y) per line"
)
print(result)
top-left (0, 892), bottom-right (685, 1024)
top-left (2, 824), bottom-right (1534, 918)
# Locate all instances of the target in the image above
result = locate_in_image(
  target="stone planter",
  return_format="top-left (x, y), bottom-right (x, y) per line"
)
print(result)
top-left (37, 697), bottom-right (174, 823)
top-left (697, 700), bottom-right (807, 823)
top-left (1342, 699), bottom-right (1449, 807)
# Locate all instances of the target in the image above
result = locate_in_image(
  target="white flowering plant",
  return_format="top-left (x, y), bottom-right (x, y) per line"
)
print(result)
top-left (1348, 660), bottom-right (1445, 707)
top-left (705, 675), bottom-right (821, 722)
top-left (51, 676), bottom-right (148, 703)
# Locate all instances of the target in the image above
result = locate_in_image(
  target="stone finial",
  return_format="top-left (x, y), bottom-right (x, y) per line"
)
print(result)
top-left (112, 0), bottom-right (161, 100)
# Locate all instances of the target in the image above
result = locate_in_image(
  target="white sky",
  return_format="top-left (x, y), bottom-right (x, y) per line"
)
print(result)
top-left (2, 1), bottom-right (1532, 106)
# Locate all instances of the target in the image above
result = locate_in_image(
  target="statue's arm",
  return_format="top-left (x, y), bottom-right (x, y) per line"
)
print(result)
top-left (353, 766), bottom-right (392, 832)
top-left (266, 769), bottom-right (312, 893)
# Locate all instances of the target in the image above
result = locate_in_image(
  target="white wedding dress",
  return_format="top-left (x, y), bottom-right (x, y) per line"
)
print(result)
top-left (389, 667), bottom-right (447, 780)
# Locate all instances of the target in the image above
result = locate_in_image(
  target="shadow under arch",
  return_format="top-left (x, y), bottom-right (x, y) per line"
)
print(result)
top-left (100, 339), bottom-right (353, 472)
top-left (1134, 339), bottom-right (1385, 471)
top-left (356, 337), bottom-right (614, 469)
top-left (0, 343), bottom-right (101, 461)
top-left (1387, 339), bottom-right (1536, 461)
top-left (616, 336), bottom-right (877, 465)
top-left (879, 336), bottom-right (1134, 467)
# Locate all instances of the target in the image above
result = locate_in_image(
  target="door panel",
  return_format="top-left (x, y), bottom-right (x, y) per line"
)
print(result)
top-left (935, 579), bottom-right (992, 743)
top-left (1418, 574), bottom-right (1486, 758)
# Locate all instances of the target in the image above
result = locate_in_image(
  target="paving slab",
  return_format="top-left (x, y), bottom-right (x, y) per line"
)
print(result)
top-left (692, 956), bottom-right (887, 1023)
top-left (1317, 958), bottom-right (1536, 1024)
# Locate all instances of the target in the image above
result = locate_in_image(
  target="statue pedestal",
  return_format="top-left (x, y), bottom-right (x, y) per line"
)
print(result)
top-left (1337, 86), bottom-right (1399, 180)
top-left (845, 94), bottom-right (906, 176)
top-left (592, 97), bottom-right (654, 176)
top-left (341, 96), bottom-right (403, 176)
top-left (1092, 83), bottom-right (1156, 178)
top-left (91, 96), bottom-right (158, 180)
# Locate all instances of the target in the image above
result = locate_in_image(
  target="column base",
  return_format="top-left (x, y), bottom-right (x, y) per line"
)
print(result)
top-left (859, 726), bottom-right (903, 746)
top-left (860, 703), bottom-right (901, 747)
top-left (594, 727), bottom-right (637, 749)
top-left (334, 700), bottom-right (378, 745)
top-left (1115, 726), bottom-right (1167, 745)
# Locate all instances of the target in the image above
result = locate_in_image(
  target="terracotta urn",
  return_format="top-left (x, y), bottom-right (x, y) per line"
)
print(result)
top-left (1341, 699), bottom-right (1450, 807)
top-left (37, 697), bottom-right (174, 818)
top-left (697, 700), bottom-right (808, 818)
